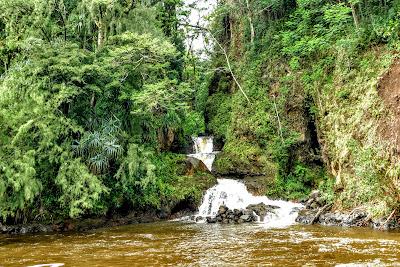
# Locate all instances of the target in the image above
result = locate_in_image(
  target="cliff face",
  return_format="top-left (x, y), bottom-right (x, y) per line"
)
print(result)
top-left (205, 1), bottom-right (400, 216)
top-left (314, 49), bottom-right (398, 216)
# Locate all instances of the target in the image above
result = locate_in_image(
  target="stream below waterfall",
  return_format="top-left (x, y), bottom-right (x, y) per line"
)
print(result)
top-left (1, 222), bottom-right (400, 266)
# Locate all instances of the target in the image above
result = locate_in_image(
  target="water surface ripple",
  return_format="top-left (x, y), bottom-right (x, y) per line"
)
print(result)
top-left (1, 222), bottom-right (400, 266)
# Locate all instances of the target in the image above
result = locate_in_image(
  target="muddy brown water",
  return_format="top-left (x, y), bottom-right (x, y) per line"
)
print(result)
top-left (1, 221), bottom-right (400, 266)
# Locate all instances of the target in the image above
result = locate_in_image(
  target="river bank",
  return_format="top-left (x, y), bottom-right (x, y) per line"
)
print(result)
top-left (1, 180), bottom-right (400, 235)
top-left (2, 207), bottom-right (399, 235)
top-left (0, 209), bottom-right (194, 235)
top-left (295, 190), bottom-right (400, 231)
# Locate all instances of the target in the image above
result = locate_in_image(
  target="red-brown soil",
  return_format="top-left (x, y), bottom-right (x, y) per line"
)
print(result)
top-left (378, 58), bottom-right (400, 152)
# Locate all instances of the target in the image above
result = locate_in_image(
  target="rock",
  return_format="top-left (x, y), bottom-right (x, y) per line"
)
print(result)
top-left (195, 216), bottom-right (203, 222)
top-left (242, 176), bottom-right (275, 196)
top-left (343, 210), bottom-right (368, 226)
top-left (186, 157), bottom-right (210, 174)
top-left (157, 210), bottom-right (169, 219)
top-left (239, 214), bottom-right (256, 222)
top-left (203, 204), bottom-right (267, 224)
top-left (310, 202), bottom-right (319, 210)
top-left (38, 224), bottom-right (51, 233)
top-left (305, 198), bottom-right (314, 208)
top-left (246, 203), bottom-right (278, 221)
top-left (243, 209), bottom-right (254, 216)
top-left (309, 190), bottom-right (321, 199)
top-left (218, 205), bottom-right (229, 215)
top-left (296, 204), bottom-right (400, 230)
top-left (233, 209), bottom-right (242, 216)
top-left (295, 209), bottom-right (318, 224)
top-left (157, 127), bottom-right (175, 151)
top-left (315, 197), bottom-right (325, 206)
top-left (206, 217), bottom-right (217, 223)
top-left (319, 212), bottom-right (344, 225)
top-left (240, 215), bottom-right (251, 222)
top-left (290, 207), bottom-right (302, 215)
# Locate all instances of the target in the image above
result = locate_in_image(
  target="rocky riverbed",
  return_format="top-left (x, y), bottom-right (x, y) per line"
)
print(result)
top-left (296, 190), bottom-right (400, 230)
top-left (2, 190), bottom-right (400, 235)
top-left (198, 189), bottom-right (400, 230)
top-left (196, 202), bottom-right (281, 224)
top-left (0, 209), bottom-right (194, 235)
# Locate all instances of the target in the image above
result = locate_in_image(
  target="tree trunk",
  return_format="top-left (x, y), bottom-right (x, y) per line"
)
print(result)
top-left (97, 21), bottom-right (105, 48)
top-left (96, 6), bottom-right (106, 48)
top-left (245, 0), bottom-right (255, 44)
top-left (350, 3), bottom-right (360, 29)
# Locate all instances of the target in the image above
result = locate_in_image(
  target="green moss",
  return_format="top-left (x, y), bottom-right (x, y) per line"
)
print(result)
top-left (206, 92), bottom-right (232, 139)
top-left (267, 163), bottom-right (328, 201)
top-left (214, 139), bottom-right (277, 175)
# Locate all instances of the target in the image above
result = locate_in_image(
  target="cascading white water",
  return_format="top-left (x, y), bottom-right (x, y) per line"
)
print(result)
top-left (196, 179), bottom-right (303, 228)
top-left (187, 136), bottom-right (218, 171)
top-left (192, 136), bottom-right (213, 154)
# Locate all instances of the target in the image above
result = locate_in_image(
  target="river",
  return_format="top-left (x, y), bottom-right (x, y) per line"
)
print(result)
top-left (1, 222), bottom-right (400, 266)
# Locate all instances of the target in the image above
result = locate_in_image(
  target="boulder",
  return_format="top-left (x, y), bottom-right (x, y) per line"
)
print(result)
top-left (218, 205), bottom-right (229, 215)
top-left (304, 191), bottom-right (326, 210)
top-left (242, 176), bottom-right (274, 196)
top-left (246, 203), bottom-right (279, 221)
top-left (206, 217), bottom-right (217, 223)
top-left (233, 209), bottom-right (242, 216)
top-left (157, 127), bottom-right (175, 151)
top-left (185, 157), bottom-right (210, 175)
top-left (295, 209), bottom-right (317, 224)
top-left (239, 215), bottom-right (253, 222)
top-left (204, 205), bottom-right (258, 224)
top-left (240, 214), bottom-right (250, 221)
top-left (290, 207), bottom-right (302, 215)
top-left (309, 190), bottom-right (321, 200)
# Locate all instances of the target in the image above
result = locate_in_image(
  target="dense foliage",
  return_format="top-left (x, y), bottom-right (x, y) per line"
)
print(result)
top-left (1, 0), bottom-right (400, 224)
top-left (0, 0), bottom-right (211, 223)
top-left (207, 0), bottom-right (400, 216)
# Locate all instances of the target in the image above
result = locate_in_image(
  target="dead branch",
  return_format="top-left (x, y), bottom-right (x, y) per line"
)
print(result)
top-left (179, 23), bottom-right (251, 104)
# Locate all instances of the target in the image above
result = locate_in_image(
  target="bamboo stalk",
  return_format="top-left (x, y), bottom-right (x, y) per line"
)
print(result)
top-left (273, 95), bottom-right (283, 142)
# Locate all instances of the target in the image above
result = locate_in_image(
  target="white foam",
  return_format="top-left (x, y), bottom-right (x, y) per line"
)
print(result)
top-left (196, 179), bottom-right (303, 228)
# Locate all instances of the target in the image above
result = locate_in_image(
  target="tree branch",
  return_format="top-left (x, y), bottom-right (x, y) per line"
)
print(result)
top-left (179, 23), bottom-right (251, 103)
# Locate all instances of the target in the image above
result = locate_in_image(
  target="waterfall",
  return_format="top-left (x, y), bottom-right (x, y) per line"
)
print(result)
top-left (186, 137), bottom-right (302, 228)
top-left (195, 179), bottom-right (303, 228)
top-left (187, 136), bottom-right (218, 171)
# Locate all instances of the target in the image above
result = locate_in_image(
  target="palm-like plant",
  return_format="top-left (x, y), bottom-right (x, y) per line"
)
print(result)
top-left (72, 117), bottom-right (124, 174)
